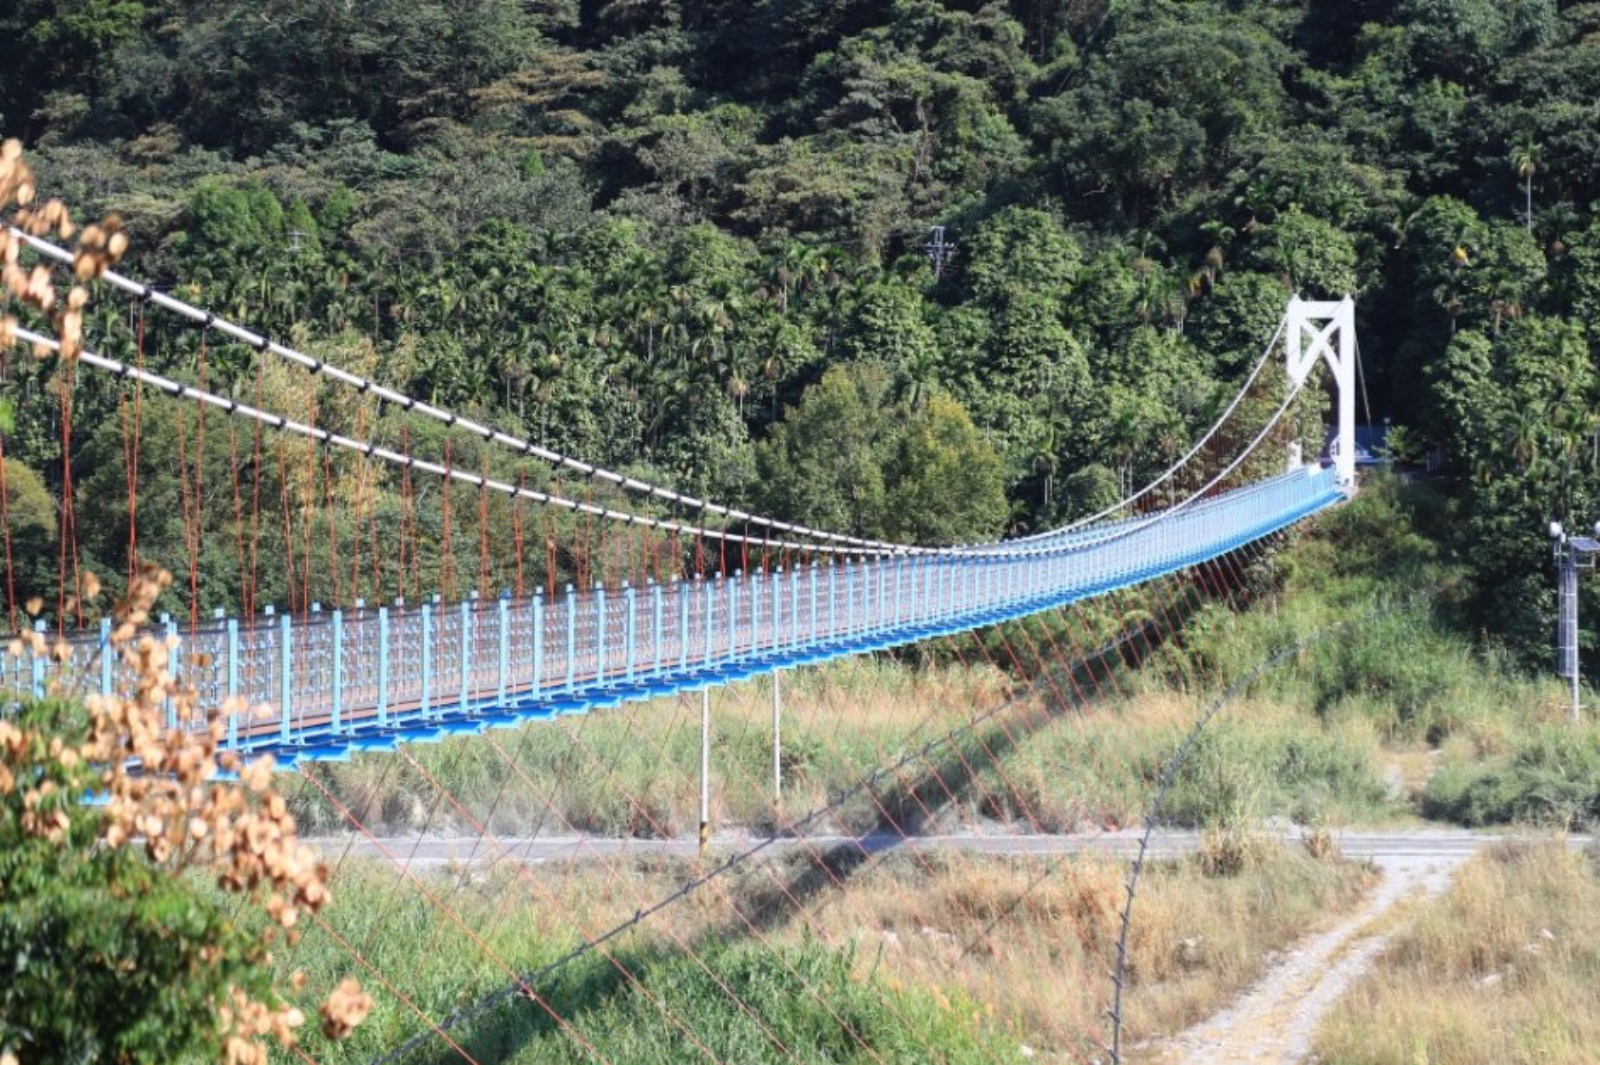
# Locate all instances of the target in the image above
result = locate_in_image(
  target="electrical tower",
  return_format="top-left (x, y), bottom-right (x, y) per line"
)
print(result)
top-left (924, 226), bottom-right (956, 279)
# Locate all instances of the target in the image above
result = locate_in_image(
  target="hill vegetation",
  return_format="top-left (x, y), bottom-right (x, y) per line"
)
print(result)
top-left (3, 0), bottom-right (1599, 668)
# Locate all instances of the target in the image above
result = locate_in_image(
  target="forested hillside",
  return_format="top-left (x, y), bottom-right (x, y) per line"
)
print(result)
top-left (4, 0), bottom-right (1599, 661)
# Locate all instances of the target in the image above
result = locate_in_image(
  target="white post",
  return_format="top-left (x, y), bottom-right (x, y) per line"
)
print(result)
top-left (772, 671), bottom-right (783, 800)
top-left (699, 688), bottom-right (711, 858)
top-left (1285, 295), bottom-right (1358, 490)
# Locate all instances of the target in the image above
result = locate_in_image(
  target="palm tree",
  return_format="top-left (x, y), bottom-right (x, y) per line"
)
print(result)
top-left (1511, 135), bottom-right (1539, 233)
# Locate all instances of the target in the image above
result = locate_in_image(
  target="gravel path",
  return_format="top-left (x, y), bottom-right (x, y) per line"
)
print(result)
top-left (1155, 848), bottom-right (1472, 1065)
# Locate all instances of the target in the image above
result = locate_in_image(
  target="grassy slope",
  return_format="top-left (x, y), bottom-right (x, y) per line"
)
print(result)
top-left (1314, 841), bottom-right (1600, 1065)
top-left (275, 845), bottom-right (1371, 1065)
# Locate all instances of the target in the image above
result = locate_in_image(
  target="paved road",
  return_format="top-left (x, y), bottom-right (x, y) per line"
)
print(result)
top-left (306, 827), bottom-right (1592, 870)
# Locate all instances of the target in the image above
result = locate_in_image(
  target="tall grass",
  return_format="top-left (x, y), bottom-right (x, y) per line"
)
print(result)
top-left (1314, 841), bottom-right (1600, 1065)
top-left (272, 845), bottom-right (1370, 1064)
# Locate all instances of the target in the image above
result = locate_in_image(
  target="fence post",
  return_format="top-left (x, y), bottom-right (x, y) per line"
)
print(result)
top-left (531, 589), bottom-right (543, 700)
top-left (704, 575), bottom-right (715, 669)
top-left (377, 605), bottom-right (390, 729)
top-left (625, 582), bottom-right (637, 684)
top-left (421, 600), bottom-right (433, 720)
top-left (278, 612), bottom-right (292, 745)
top-left (163, 613), bottom-right (179, 730)
top-left (680, 578), bottom-right (691, 672)
top-left (99, 617), bottom-right (113, 698)
top-left (498, 596), bottom-right (510, 705)
top-left (731, 571), bottom-right (743, 662)
top-left (565, 584), bottom-right (577, 693)
top-left (832, 562), bottom-right (844, 639)
top-left (846, 563), bottom-right (856, 638)
top-left (224, 617), bottom-right (239, 750)
top-left (595, 583), bottom-right (609, 688)
top-left (808, 565), bottom-right (819, 647)
top-left (331, 609), bottom-right (344, 734)
top-left (752, 569), bottom-right (764, 658)
top-left (651, 580), bottom-right (663, 678)
top-left (460, 599), bottom-right (472, 710)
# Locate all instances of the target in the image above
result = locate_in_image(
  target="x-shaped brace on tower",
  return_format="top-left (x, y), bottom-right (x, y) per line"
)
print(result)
top-left (1285, 295), bottom-right (1357, 490)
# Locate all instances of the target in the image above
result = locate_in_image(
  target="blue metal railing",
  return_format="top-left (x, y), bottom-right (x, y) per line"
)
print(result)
top-left (10, 467), bottom-right (1342, 767)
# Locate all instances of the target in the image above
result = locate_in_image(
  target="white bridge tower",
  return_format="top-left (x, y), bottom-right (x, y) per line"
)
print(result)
top-left (1285, 295), bottom-right (1358, 490)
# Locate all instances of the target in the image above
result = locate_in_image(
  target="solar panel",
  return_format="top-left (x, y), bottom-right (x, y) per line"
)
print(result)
top-left (1570, 537), bottom-right (1600, 554)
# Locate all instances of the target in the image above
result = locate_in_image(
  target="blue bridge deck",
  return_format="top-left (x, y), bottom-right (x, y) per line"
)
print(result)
top-left (7, 467), bottom-right (1342, 767)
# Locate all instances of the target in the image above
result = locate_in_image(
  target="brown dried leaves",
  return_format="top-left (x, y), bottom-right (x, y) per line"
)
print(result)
top-left (2, 563), bottom-right (369, 1058)
top-left (0, 139), bottom-right (128, 362)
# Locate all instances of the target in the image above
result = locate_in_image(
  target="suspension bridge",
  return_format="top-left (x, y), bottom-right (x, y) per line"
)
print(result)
top-left (1, 232), bottom-right (1360, 768)
top-left (3, 209), bottom-right (1373, 1064)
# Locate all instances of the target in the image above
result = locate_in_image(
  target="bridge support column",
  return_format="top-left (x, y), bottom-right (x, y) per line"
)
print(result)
top-left (699, 688), bottom-right (712, 859)
top-left (1286, 295), bottom-right (1357, 490)
top-left (772, 671), bottom-right (782, 801)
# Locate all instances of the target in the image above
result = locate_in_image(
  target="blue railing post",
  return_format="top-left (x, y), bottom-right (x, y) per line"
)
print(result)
top-left (789, 567), bottom-right (799, 652)
top-left (99, 617), bottom-right (113, 698)
top-left (809, 564), bottom-right (819, 646)
top-left (531, 590), bottom-right (544, 699)
top-left (703, 575), bottom-right (715, 669)
top-left (226, 617), bottom-right (239, 750)
top-left (565, 584), bottom-right (577, 693)
top-left (625, 582), bottom-right (637, 684)
top-left (773, 567), bottom-right (783, 655)
top-left (651, 580), bottom-right (663, 678)
top-left (278, 612), bottom-right (292, 745)
top-left (752, 570), bottom-right (763, 659)
top-left (163, 613), bottom-right (178, 730)
top-left (29, 619), bottom-right (46, 699)
top-left (846, 563), bottom-right (856, 638)
top-left (331, 609), bottom-right (344, 734)
top-left (460, 599), bottom-right (472, 710)
top-left (829, 564), bottom-right (839, 640)
top-left (731, 571), bottom-right (742, 661)
top-left (421, 600), bottom-right (434, 720)
top-left (680, 578), bottom-right (691, 672)
top-left (497, 596), bottom-right (510, 704)
top-left (377, 605), bottom-right (390, 729)
top-left (596, 583), bottom-right (609, 687)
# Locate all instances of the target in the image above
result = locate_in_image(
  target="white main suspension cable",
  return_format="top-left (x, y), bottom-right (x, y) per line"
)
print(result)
top-left (1001, 315), bottom-right (1287, 547)
top-left (23, 320), bottom-right (1315, 566)
top-left (15, 227), bottom-right (1316, 561)
top-left (12, 324), bottom-right (910, 559)
top-left (12, 227), bottom-right (920, 556)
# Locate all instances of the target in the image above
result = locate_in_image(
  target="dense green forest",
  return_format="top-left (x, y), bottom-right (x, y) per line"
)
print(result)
top-left (3, 0), bottom-right (1600, 663)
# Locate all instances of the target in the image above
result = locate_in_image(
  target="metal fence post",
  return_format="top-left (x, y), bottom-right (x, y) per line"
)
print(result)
top-left (331, 609), bottom-right (344, 734)
top-left (531, 590), bottom-right (543, 699)
top-left (29, 619), bottom-right (46, 700)
top-left (98, 617), bottom-right (113, 698)
top-left (421, 599), bottom-right (434, 720)
top-left (163, 613), bottom-right (179, 730)
top-left (625, 582), bottom-right (637, 684)
top-left (704, 575), bottom-right (714, 669)
top-left (680, 578), bottom-right (691, 672)
top-left (594, 583), bottom-right (609, 687)
top-left (462, 597), bottom-right (475, 709)
top-left (808, 565), bottom-right (819, 646)
top-left (377, 605), bottom-right (390, 729)
top-left (651, 580), bottom-right (663, 678)
top-left (278, 612), bottom-right (292, 745)
top-left (846, 563), bottom-right (856, 638)
top-left (565, 584), bottom-right (577, 693)
top-left (224, 617), bottom-right (239, 749)
top-left (498, 596), bottom-right (510, 705)
top-left (731, 571), bottom-right (743, 661)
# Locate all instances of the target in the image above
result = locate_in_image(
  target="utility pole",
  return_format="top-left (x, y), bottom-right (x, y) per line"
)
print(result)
top-left (924, 226), bottom-right (957, 280)
top-left (1550, 520), bottom-right (1600, 724)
